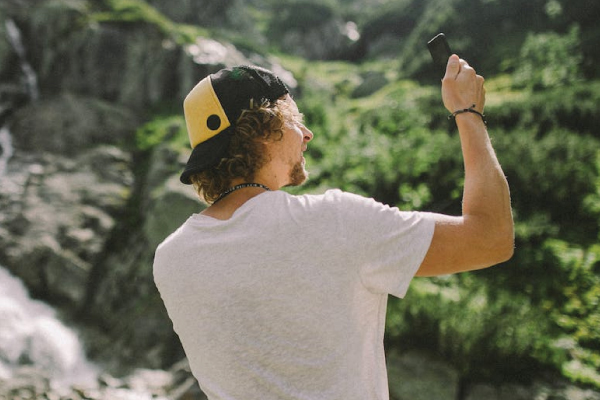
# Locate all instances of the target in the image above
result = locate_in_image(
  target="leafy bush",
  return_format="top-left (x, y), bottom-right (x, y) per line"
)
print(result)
top-left (544, 240), bottom-right (600, 387)
top-left (285, 55), bottom-right (600, 389)
top-left (387, 277), bottom-right (561, 383)
top-left (513, 26), bottom-right (583, 90)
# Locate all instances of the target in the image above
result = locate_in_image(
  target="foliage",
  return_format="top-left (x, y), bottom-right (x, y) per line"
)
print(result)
top-left (254, 0), bottom-right (600, 81)
top-left (281, 51), bottom-right (600, 388)
top-left (544, 240), bottom-right (600, 387)
top-left (513, 26), bottom-right (583, 90)
top-left (135, 114), bottom-right (187, 151)
top-left (387, 277), bottom-right (561, 383)
top-left (91, 0), bottom-right (207, 44)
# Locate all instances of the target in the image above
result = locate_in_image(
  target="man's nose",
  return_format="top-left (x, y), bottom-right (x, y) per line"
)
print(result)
top-left (302, 125), bottom-right (314, 142)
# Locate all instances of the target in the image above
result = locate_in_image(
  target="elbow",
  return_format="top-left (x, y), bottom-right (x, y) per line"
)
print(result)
top-left (489, 224), bottom-right (515, 265)
top-left (496, 237), bottom-right (514, 263)
top-left (466, 212), bottom-right (515, 267)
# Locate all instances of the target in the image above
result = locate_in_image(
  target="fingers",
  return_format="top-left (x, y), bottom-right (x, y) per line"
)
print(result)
top-left (444, 55), bottom-right (477, 81)
top-left (475, 75), bottom-right (486, 113)
top-left (444, 54), bottom-right (460, 80)
top-left (441, 55), bottom-right (487, 114)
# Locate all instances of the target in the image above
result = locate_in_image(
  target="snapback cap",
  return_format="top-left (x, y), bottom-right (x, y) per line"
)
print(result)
top-left (180, 65), bottom-right (290, 184)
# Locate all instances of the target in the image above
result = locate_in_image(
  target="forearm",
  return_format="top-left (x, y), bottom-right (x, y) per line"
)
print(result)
top-left (456, 113), bottom-right (514, 258)
top-left (416, 54), bottom-right (514, 276)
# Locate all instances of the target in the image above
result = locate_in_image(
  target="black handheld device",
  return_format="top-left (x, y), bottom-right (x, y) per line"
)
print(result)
top-left (427, 33), bottom-right (452, 72)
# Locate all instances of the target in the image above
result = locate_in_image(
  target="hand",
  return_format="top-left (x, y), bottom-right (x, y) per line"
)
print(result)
top-left (442, 55), bottom-right (486, 114)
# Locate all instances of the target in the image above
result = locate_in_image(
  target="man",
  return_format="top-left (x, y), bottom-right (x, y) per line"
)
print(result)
top-left (153, 56), bottom-right (513, 400)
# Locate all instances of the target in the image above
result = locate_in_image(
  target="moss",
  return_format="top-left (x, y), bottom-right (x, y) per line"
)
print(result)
top-left (91, 0), bottom-right (208, 44)
top-left (135, 114), bottom-right (188, 152)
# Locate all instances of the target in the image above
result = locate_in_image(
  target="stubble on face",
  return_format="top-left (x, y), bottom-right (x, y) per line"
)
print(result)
top-left (279, 96), bottom-right (310, 187)
top-left (288, 159), bottom-right (308, 187)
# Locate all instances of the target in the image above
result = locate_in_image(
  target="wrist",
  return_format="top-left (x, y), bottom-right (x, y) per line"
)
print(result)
top-left (455, 111), bottom-right (486, 125)
top-left (448, 105), bottom-right (487, 126)
top-left (454, 113), bottom-right (488, 135)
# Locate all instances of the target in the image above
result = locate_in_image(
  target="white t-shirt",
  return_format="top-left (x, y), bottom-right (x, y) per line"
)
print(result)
top-left (153, 189), bottom-right (435, 400)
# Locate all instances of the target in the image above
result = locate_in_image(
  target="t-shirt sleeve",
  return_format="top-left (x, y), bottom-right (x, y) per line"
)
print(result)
top-left (327, 190), bottom-right (435, 298)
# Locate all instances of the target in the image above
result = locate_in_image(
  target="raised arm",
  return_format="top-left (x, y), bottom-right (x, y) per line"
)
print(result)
top-left (416, 55), bottom-right (514, 277)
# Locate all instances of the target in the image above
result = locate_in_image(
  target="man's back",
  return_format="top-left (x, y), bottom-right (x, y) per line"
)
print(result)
top-left (154, 189), bottom-right (434, 400)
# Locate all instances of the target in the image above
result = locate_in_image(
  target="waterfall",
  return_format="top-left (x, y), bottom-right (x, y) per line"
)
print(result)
top-left (1, 17), bottom-right (41, 178)
top-left (0, 124), bottom-right (13, 177)
top-left (0, 17), bottom-right (101, 394)
top-left (0, 267), bottom-right (99, 389)
top-left (4, 18), bottom-right (39, 101)
top-left (0, 16), bottom-right (175, 400)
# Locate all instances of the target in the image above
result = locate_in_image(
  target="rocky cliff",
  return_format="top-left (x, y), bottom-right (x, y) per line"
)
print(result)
top-left (0, 0), bottom-right (290, 391)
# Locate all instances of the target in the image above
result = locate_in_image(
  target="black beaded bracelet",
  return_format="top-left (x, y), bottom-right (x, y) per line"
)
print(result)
top-left (448, 105), bottom-right (487, 125)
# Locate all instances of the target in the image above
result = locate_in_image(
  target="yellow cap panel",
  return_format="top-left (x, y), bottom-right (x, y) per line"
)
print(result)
top-left (183, 76), bottom-right (231, 148)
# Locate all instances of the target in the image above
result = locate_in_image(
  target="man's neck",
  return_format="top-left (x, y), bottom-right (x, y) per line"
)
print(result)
top-left (201, 180), bottom-right (274, 221)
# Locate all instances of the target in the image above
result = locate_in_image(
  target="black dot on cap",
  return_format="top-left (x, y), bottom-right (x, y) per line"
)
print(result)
top-left (207, 115), bottom-right (221, 131)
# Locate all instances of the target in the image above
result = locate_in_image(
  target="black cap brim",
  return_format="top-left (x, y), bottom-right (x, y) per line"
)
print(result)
top-left (180, 128), bottom-right (232, 184)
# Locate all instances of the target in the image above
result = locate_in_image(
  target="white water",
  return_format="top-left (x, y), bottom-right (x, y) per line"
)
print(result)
top-left (0, 267), bottom-right (99, 388)
top-left (0, 16), bottom-right (171, 400)
top-left (0, 124), bottom-right (13, 177)
top-left (0, 20), bottom-right (99, 391)
top-left (5, 18), bottom-right (39, 101)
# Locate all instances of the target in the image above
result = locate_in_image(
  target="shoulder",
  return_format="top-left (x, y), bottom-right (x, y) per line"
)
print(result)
top-left (285, 189), bottom-right (373, 208)
top-left (283, 189), bottom-right (431, 228)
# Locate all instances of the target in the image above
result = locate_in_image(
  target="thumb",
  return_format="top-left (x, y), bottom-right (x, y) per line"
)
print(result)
top-left (444, 54), bottom-right (460, 80)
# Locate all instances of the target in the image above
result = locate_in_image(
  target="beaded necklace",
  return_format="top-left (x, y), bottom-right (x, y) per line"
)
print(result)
top-left (214, 183), bottom-right (271, 204)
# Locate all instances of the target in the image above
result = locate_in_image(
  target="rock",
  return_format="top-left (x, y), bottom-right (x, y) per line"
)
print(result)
top-left (276, 19), bottom-right (355, 60)
top-left (0, 146), bottom-right (133, 306)
top-left (351, 71), bottom-right (389, 98)
top-left (266, 2), bottom-right (356, 60)
top-left (560, 386), bottom-right (600, 400)
top-left (142, 142), bottom-right (202, 249)
top-left (0, 364), bottom-right (198, 400)
top-left (387, 349), bottom-right (459, 400)
top-left (464, 381), bottom-right (600, 400)
top-left (146, 0), bottom-right (229, 25)
top-left (464, 383), bottom-right (532, 400)
top-left (387, 350), bottom-right (600, 400)
top-left (182, 37), bottom-right (298, 90)
top-left (126, 368), bottom-right (173, 396)
top-left (144, 173), bottom-right (201, 250)
top-left (79, 143), bottom-right (200, 371)
top-left (1, 366), bottom-right (52, 400)
top-left (185, 37), bottom-right (248, 67)
top-left (11, 95), bottom-right (138, 156)
top-left (0, 17), bottom-right (15, 86)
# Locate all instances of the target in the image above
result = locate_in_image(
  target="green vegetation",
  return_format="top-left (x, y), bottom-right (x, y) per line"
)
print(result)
top-left (90, 0), bottom-right (208, 44)
top-left (279, 26), bottom-right (600, 388)
top-left (97, 0), bottom-right (600, 390)
top-left (286, 64), bottom-right (600, 387)
top-left (135, 114), bottom-right (188, 151)
top-left (514, 26), bottom-right (584, 90)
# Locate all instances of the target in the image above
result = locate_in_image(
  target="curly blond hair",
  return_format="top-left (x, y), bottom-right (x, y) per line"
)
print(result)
top-left (189, 96), bottom-right (300, 204)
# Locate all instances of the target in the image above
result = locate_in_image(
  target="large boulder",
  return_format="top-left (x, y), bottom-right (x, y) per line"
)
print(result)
top-left (266, 1), bottom-right (358, 60)
top-left (0, 145), bottom-right (133, 306)
top-left (11, 94), bottom-right (137, 155)
top-left (387, 349), bottom-right (460, 399)
top-left (0, 0), bottom-right (297, 373)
